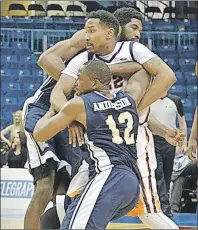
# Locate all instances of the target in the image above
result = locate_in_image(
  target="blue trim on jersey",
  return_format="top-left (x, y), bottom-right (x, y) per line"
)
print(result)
top-left (95, 42), bottom-right (124, 63)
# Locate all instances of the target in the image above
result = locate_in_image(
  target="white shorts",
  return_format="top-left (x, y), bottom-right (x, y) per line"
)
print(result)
top-left (128, 124), bottom-right (161, 216)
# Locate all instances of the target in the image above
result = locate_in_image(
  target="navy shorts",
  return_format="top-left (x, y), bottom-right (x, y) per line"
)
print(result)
top-left (60, 165), bottom-right (140, 229)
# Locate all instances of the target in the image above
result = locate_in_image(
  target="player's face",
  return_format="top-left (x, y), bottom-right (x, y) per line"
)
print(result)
top-left (85, 19), bottom-right (111, 54)
top-left (121, 18), bottom-right (142, 42)
top-left (76, 70), bottom-right (94, 96)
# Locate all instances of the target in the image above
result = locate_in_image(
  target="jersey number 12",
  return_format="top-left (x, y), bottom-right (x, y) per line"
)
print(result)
top-left (106, 111), bottom-right (135, 145)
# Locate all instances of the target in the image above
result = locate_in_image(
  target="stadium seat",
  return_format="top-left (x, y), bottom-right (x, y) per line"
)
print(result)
top-left (181, 98), bottom-right (193, 113)
top-left (2, 82), bottom-right (20, 90)
top-left (187, 77), bottom-right (197, 85)
top-left (169, 85), bottom-right (186, 98)
top-left (0, 17), bottom-right (16, 28)
top-left (1, 42), bottom-right (9, 48)
top-left (186, 85), bottom-right (197, 99)
top-left (47, 4), bottom-right (65, 17)
top-left (179, 59), bottom-right (196, 72)
top-left (163, 58), bottom-right (178, 70)
top-left (8, 3), bottom-right (27, 17)
top-left (11, 41), bottom-right (28, 49)
top-left (4, 104), bottom-right (22, 112)
top-left (145, 6), bottom-right (162, 18)
top-left (163, 7), bottom-right (178, 19)
top-left (1, 48), bottom-right (16, 56)
top-left (178, 45), bottom-right (197, 58)
top-left (66, 5), bottom-right (86, 17)
top-left (175, 72), bottom-right (186, 85)
top-left (1, 69), bottom-right (12, 78)
top-left (152, 19), bottom-right (174, 32)
top-left (183, 71), bottom-right (196, 80)
top-left (28, 4), bottom-right (46, 17)
top-left (184, 7), bottom-right (198, 18)
top-left (2, 97), bottom-right (18, 105)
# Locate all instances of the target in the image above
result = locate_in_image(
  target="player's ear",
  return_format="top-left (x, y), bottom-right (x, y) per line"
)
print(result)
top-left (93, 79), bottom-right (101, 89)
top-left (106, 28), bottom-right (114, 39)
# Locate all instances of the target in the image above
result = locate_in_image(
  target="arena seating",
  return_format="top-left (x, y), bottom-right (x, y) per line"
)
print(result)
top-left (1, 10), bottom-right (197, 136)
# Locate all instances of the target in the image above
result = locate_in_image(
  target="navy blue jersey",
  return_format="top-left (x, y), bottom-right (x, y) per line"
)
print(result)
top-left (81, 91), bottom-right (140, 178)
top-left (31, 48), bottom-right (86, 110)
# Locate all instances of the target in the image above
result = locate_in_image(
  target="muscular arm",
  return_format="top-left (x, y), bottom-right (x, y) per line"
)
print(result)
top-left (50, 74), bottom-right (76, 112)
top-left (148, 114), bottom-right (185, 146)
top-left (124, 69), bottom-right (151, 106)
top-left (138, 56), bottom-right (176, 111)
top-left (109, 62), bottom-right (143, 79)
top-left (37, 30), bottom-right (86, 80)
top-left (148, 114), bottom-right (169, 137)
top-left (34, 97), bottom-right (85, 142)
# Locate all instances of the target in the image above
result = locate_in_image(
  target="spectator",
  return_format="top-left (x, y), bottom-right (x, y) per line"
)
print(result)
top-left (6, 132), bottom-right (28, 168)
top-left (150, 92), bottom-right (187, 217)
top-left (0, 142), bottom-right (9, 168)
top-left (0, 110), bottom-right (24, 147)
top-left (170, 153), bottom-right (197, 213)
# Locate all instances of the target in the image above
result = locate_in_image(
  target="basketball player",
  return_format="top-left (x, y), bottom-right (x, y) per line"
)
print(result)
top-left (22, 33), bottom-right (87, 229)
top-left (34, 60), bottom-right (140, 229)
top-left (48, 10), bottom-right (178, 229)
top-left (22, 25), bottom-right (142, 229)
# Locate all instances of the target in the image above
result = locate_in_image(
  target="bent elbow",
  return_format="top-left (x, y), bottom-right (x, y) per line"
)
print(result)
top-left (37, 53), bottom-right (47, 68)
top-left (33, 132), bottom-right (43, 142)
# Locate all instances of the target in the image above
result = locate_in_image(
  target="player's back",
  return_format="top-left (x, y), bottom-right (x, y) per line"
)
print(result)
top-left (81, 91), bottom-right (139, 177)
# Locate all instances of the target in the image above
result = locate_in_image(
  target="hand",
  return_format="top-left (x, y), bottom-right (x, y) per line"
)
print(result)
top-left (164, 128), bottom-right (186, 146)
top-left (187, 138), bottom-right (197, 160)
top-left (68, 121), bottom-right (85, 147)
top-left (180, 143), bottom-right (188, 154)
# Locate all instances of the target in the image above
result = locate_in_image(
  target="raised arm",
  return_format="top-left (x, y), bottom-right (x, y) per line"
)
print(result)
top-left (50, 51), bottom-right (88, 112)
top-left (50, 74), bottom-right (76, 112)
top-left (37, 30), bottom-right (86, 80)
top-left (34, 97), bottom-right (85, 142)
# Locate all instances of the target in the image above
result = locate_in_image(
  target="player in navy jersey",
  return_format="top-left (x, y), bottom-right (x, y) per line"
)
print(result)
top-left (34, 60), bottom-right (140, 229)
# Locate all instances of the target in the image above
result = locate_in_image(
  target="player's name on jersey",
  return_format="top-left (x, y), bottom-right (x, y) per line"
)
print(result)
top-left (93, 97), bottom-right (131, 112)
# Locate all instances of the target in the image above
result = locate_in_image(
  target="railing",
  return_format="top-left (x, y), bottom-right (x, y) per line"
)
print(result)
top-left (1, 28), bottom-right (197, 54)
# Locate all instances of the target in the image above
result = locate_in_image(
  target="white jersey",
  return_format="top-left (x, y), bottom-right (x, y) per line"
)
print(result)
top-left (62, 41), bottom-right (156, 94)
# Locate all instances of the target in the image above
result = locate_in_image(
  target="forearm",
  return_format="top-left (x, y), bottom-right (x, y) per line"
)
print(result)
top-left (179, 120), bottom-right (188, 143)
top-left (109, 62), bottom-right (142, 79)
top-left (138, 73), bottom-right (176, 111)
top-left (125, 69), bottom-right (151, 106)
top-left (190, 107), bottom-right (198, 141)
top-left (50, 85), bottom-right (68, 112)
top-left (1, 134), bottom-right (10, 144)
top-left (38, 53), bottom-right (65, 81)
top-left (148, 114), bottom-right (168, 137)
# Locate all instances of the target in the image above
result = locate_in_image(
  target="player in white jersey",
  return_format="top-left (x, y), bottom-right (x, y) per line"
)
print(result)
top-left (43, 10), bottom-right (182, 229)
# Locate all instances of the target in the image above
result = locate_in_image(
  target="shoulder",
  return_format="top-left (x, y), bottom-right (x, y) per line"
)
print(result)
top-left (167, 94), bottom-right (181, 104)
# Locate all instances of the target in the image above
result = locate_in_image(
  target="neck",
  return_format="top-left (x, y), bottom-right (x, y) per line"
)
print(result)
top-left (97, 40), bottom-right (116, 56)
top-left (98, 87), bottom-right (113, 99)
top-left (15, 145), bottom-right (21, 152)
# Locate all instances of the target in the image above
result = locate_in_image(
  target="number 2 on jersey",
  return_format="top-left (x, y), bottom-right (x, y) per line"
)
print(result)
top-left (106, 112), bottom-right (135, 145)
